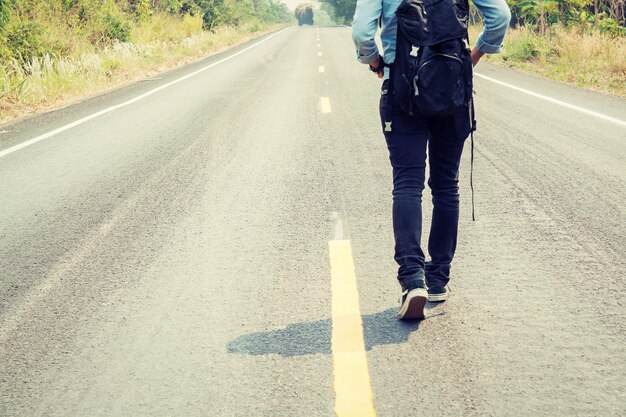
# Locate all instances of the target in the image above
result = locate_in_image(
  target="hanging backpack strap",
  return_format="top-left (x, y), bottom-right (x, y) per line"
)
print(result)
top-left (464, 24), bottom-right (477, 222)
top-left (470, 95), bottom-right (477, 222)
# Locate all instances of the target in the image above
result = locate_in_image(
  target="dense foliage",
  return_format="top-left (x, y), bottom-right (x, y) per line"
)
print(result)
top-left (294, 3), bottom-right (314, 25)
top-left (497, 0), bottom-right (625, 35)
top-left (318, 0), bottom-right (355, 25)
top-left (0, 0), bottom-right (292, 64)
top-left (320, 0), bottom-right (625, 35)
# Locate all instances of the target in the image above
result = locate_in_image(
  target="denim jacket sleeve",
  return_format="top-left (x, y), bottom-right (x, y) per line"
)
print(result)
top-left (352, 0), bottom-right (511, 63)
top-left (351, 0), bottom-right (383, 65)
top-left (472, 0), bottom-right (512, 54)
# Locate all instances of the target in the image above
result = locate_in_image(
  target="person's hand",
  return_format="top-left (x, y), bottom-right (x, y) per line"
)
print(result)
top-left (369, 56), bottom-right (384, 79)
top-left (470, 47), bottom-right (485, 67)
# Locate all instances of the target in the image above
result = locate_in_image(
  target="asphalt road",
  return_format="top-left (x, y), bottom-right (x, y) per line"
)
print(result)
top-left (1, 26), bottom-right (625, 417)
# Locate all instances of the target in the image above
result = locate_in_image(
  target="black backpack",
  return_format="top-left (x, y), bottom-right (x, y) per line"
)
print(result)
top-left (389, 0), bottom-right (478, 220)
top-left (391, 0), bottom-right (474, 121)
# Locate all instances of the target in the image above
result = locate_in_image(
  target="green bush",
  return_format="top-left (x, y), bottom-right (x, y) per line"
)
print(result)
top-left (0, 0), bottom-right (11, 31)
top-left (201, 0), bottom-right (226, 30)
top-left (102, 12), bottom-right (131, 42)
top-left (5, 21), bottom-right (51, 62)
top-left (598, 18), bottom-right (626, 37)
top-left (503, 35), bottom-right (540, 61)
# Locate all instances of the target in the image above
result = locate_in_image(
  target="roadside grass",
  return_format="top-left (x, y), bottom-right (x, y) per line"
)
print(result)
top-left (0, 14), bottom-right (283, 124)
top-left (469, 25), bottom-right (626, 97)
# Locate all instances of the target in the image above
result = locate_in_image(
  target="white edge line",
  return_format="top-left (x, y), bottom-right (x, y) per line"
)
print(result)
top-left (0, 27), bottom-right (291, 159)
top-left (475, 73), bottom-right (626, 128)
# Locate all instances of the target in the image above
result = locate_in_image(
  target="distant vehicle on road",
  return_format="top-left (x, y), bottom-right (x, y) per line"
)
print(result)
top-left (295, 3), bottom-right (314, 26)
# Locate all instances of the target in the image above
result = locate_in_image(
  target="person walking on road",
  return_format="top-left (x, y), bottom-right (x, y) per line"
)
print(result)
top-left (352, 0), bottom-right (511, 319)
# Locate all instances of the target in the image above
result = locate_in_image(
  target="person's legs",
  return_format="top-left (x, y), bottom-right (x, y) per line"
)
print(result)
top-left (380, 84), bottom-right (430, 291)
top-left (425, 115), bottom-right (467, 289)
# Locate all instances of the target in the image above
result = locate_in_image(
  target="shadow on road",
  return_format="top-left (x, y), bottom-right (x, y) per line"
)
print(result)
top-left (227, 306), bottom-right (444, 356)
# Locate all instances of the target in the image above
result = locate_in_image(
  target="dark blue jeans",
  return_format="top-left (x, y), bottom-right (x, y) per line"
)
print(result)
top-left (379, 80), bottom-right (469, 290)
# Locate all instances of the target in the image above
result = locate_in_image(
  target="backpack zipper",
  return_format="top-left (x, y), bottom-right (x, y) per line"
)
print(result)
top-left (413, 53), bottom-right (463, 96)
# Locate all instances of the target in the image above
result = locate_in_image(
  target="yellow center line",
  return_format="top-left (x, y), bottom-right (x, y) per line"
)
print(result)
top-left (318, 51), bottom-right (323, 57)
top-left (319, 66), bottom-right (325, 73)
top-left (320, 97), bottom-right (332, 113)
top-left (329, 240), bottom-right (377, 417)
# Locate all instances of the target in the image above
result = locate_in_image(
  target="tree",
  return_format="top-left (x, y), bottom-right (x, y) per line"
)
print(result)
top-left (318, 0), bottom-right (355, 24)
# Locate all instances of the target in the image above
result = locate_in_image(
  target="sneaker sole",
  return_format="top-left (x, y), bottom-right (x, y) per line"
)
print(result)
top-left (397, 288), bottom-right (428, 320)
top-left (428, 293), bottom-right (448, 302)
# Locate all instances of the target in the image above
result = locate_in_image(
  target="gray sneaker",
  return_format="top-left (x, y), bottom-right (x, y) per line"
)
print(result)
top-left (427, 285), bottom-right (449, 302)
top-left (397, 280), bottom-right (428, 320)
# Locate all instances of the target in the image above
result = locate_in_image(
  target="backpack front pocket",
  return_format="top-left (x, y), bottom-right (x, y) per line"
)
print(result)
top-left (413, 53), bottom-right (466, 115)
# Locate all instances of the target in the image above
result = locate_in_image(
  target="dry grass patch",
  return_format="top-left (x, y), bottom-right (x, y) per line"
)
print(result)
top-left (469, 25), bottom-right (626, 97)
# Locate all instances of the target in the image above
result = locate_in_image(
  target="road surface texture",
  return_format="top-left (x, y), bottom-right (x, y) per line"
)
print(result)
top-left (1, 26), bottom-right (625, 417)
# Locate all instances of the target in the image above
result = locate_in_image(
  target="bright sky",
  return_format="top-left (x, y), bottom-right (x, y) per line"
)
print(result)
top-left (281, 0), bottom-right (321, 11)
